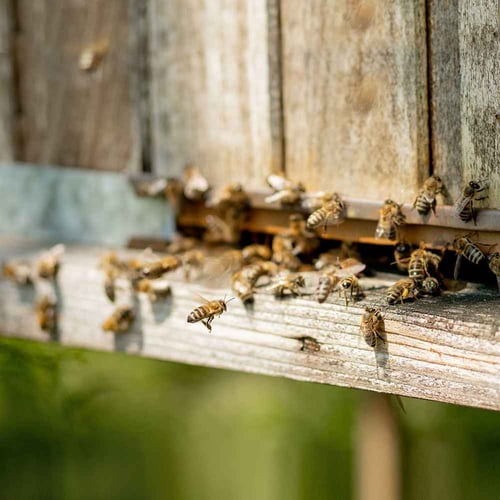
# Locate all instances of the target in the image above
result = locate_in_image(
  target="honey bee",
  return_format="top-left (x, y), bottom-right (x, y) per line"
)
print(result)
top-left (35, 294), bottom-right (57, 332)
top-left (386, 277), bottom-right (419, 305)
top-left (456, 180), bottom-right (488, 224)
top-left (314, 251), bottom-right (340, 271)
top-left (134, 279), bottom-right (171, 302)
top-left (360, 307), bottom-right (385, 348)
top-left (204, 214), bottom-right (236, 244)
top-left (140, 255), bottom-right (182, 279)
top-left (306, 192), bottom-right (345, 231)
top-left (183, 165), bottom-right (209, 201)
top-left (265, 173), bottom-right (305, 206)
top-left (272, 234), bottom-right (302, 271)
top-left (408, 248), bottom-right (429, 282)
top-left (209, 183), bottom-right (250, 213)
top-left (375, 199), bottom-right (406, 240)
top-left (300, 336), bottom-right (321, 353)
top-left (241, 244), bottom-right (272, 263)
top-left (102, 305), bottom-right (135, 333)
top-left (134, 177), bottom-right (168, 198)
top-left (338, 275), bottom-right (362, 307)
top-left (315, 271), bottom-right (339, 303)
top-left (287, 214), bottom-right (320, 256)
top-left (2, 261), bottom-right (33, 285)
top-left (413, 175), bottom-right (445, 217)
top-left (37, 244), bottom-right (65, 279)
top-left (232, 261), bottom-right (278, 303)
top-left (452, 234), bottom-right (488, 279)
top-left (187, 296), bottom-right (234, 332)
top-left (181, 250), bottom-right (205, 280)
top-left (268, 274), bottom-right (306, 297)
top-left (165, 237), bottom-right (198, 255)
top-left (488, 252), bottom-right (500, 289)
top-left (104, 268), bottom-right (118, 302)
top-left (421, 276), bottom-right (440, 296)
top-left (393, 241), bottom-right (412, 272)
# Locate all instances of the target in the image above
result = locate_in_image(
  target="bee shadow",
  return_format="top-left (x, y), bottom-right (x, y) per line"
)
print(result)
top-left (151, 294), bottom-right (173, 324)
top-left (373, 320), bottom-right (391, 380)
top-left (113, 295), bottom-right (144, 353)
top-left (15, 283), bottom-right (36, 305)
top-left (51, 278), bottom-right (63, 343)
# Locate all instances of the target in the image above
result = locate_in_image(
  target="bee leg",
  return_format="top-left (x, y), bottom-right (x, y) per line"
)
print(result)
top-left (431, 200), bottom-right (437, 216)
top-left (201, 319), bottom-right (211, 332)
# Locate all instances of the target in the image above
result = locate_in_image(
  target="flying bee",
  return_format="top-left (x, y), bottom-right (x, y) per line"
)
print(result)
top-left (265, 173), bottom-right (305, 206)
top-left (35, 294), bottom-right (57, 333)
top-left (2, 261), bottom-right (33, 285)
top-left (456, 180), bottom-right (488, 224)
top-left (183, 165), bottom-right (209, 201)
top-left (413, 175), bottom-right (445, 217)
top-left (268, 274), bottom-right (306, 297)
top-left (452, 234), bottom-right (490, 279)
top-left (231, 272), bottom-right (255, 303)
top-left (140, 255), bottom-right (182, 279)
top-left (102, 305), bottom-right (135, 333)
top-left (241, 244), bottom-right (272, 263)
top-left (315, 270), bottom-right (339, 303)
top-left (187, 296), bottom-right (234, 333)
top-left (421, 276), bottom-right (440, 296)
top-left (286, 214), bottom-right (320, 256)
top-left (306, 193), bottom-right (345, 231)
top-left (360, 307), bottom-right (385, 348)
top-left (488, 252), bottom-right (500, 289)
top-left (37, 244), bottom-right (65, 279)
top-left (386, 277), bottom-right (419, 305)
top-left (181, 250), bottom-right (205, 280)
top-left (393, 241), bottom-right (412, 272)
top-left (134, 279), bottom-right (171, 302)
top-left (338, 275), bottom-right (362, 307)
top-left (375, 199), bottom-right (406, 240)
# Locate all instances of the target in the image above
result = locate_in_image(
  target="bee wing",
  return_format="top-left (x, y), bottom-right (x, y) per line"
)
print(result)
top-left (455, 196), bottom-right (472, 215)
top-left (191, 292), bottom-right (211, 305)
top-left (301, 191), bottom-right (327, 210)
top-left (336, 263), bottom-right (366, 277)
top-left (453, 253), bottom-right (463, 280)
top-left (266, 174), bottom-right (291, 191)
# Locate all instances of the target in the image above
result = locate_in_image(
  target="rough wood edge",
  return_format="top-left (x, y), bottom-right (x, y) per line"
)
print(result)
top-left (0, 244), bottom-right (498, 411)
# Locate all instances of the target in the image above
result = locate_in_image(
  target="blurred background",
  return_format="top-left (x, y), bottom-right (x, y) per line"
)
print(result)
top-left (0, 336), bottom-right (499, 500)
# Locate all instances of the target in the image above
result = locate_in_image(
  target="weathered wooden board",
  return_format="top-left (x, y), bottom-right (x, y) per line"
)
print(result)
top-left (428, 0), bottom-right (500, 204)
top-left (0, 163), bottom-right (173, 245)
top-left (281, 0), bottom-right (429, 201)
top-left (15, 0), bottom-right (138, 171)
top-left (1, 244), bottom-right (498, 411)
top-left (149, 0), bottom-right (278, 187)
top-left (0, 0), bottom-right (15, 160)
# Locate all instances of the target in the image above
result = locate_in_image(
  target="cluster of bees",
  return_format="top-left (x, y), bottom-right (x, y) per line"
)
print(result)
top-left (2, 245), bottom-right (65, 333)
top-left (2, 170), bottom-right (498, 353)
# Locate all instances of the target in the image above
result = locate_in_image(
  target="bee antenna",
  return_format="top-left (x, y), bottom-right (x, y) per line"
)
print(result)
top-left (226, 296), bottom-right (236, 303)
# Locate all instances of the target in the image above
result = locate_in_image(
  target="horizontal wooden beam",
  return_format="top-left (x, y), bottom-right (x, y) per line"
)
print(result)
top-left (1, 242), bottom-right (498, 411)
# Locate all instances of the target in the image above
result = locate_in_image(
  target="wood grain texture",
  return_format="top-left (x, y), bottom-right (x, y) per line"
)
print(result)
top-left (149, 0), bottom-right (277, 187)
top-left (0, 244), bottom-right (498, 411)
top-left (281, 0), bottom-right (429, 201)
top-left (458, 0), bottom-right (500, 206)
top-left (15, 0), bottom-right (138, 171)
top-left (0, 0), bottom-right (15, 160)
top-left (429, 0), bottom-right (500, 204)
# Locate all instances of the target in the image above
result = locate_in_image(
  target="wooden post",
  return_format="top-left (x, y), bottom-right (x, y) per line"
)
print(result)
top-left (355, 393), bottom-right (401, 500)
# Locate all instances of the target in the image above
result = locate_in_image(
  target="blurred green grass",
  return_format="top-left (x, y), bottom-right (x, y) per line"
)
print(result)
top-left (0, 337), bottom-right (498, 500)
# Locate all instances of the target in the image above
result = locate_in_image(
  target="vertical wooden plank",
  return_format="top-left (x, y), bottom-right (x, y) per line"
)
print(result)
top-left (428, 1), bottom-right (500, 205)
top-left (355, 393), bottom-right (401, 500)
top-left (0, 0), bottom-right (15, 160)
top-left (149, 0), bottom-right (277, 189)
top-left (16, 0), bottom-right (138, 171)
top-left (459, 1), bottom-right (500, 206)
top-left (427, 0), bottom-right (462, 201)
top-left (282, 0), bottom-right (429, 201)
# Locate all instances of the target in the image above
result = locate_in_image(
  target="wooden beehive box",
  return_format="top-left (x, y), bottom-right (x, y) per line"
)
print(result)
top-left (0, 0), bottom-right (498, 410)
